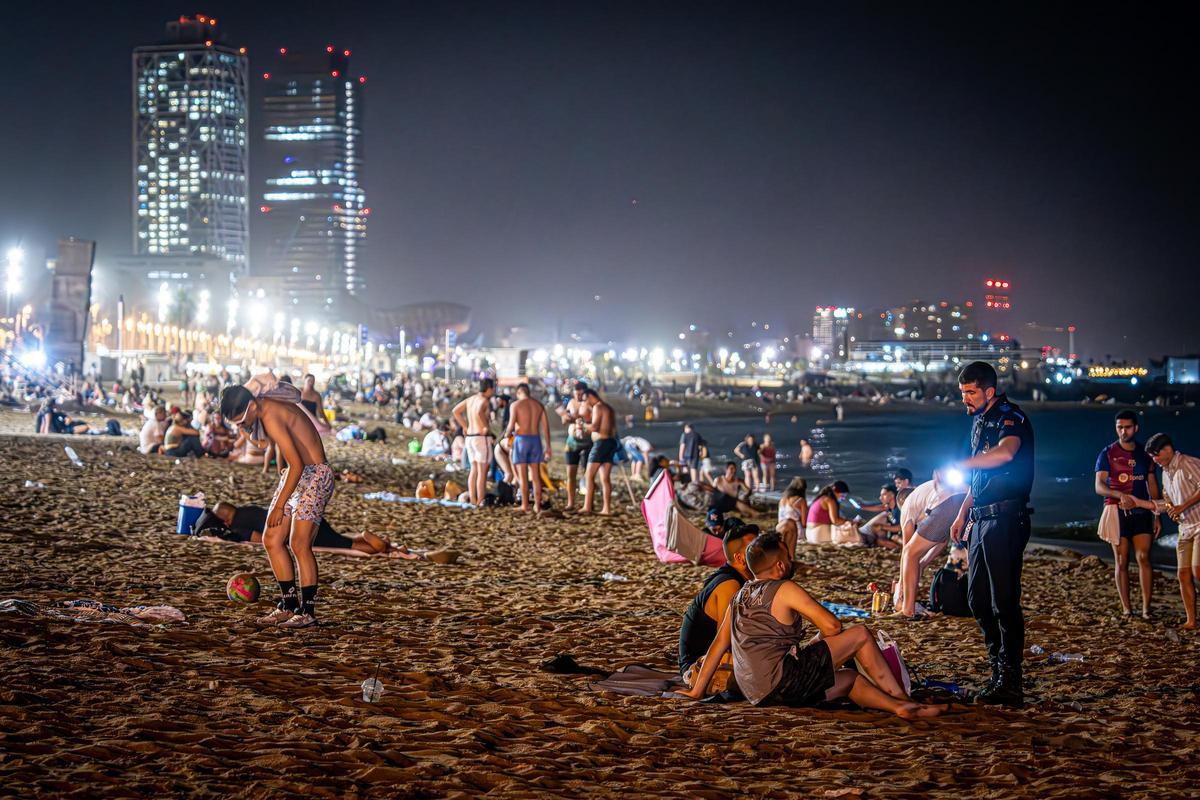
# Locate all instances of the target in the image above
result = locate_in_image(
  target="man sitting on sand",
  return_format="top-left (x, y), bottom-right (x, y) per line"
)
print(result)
top-left (505, 382), bottom-right (552, 513)
top-left (681, 532), bottom-right (946, 718)
top-left (679, 524), bottom-right (760, 689)
top-left (221, 375), bottom-right (332, 629)
top-left (710, 461), bottom-right (756, 517)
top-left (139, 405), bottom-right (168, 454)
top-left (163, 410), bottom-right (206, 458)
top-left (858, 484), bottom-right (902, 550)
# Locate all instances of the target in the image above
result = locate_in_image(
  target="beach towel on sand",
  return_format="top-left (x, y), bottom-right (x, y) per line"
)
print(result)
top-left (0, 598), bottom-right (186, 626)
top-left (591, 665), bottom-right (686, 697)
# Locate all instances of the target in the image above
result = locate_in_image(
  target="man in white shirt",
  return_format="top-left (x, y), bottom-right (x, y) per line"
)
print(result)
top-left (1133, 434), bottom-right (1200, 630)
top-left (139, 406), bottom-right (168, 454)
top-left (420, 425), bottom-right (450, 457)
top-left (894, 472), bottom-right (967, 617)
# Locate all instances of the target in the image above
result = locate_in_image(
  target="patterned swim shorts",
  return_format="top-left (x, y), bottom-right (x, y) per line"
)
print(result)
top-left (272, 463), bottom-right (334, 523)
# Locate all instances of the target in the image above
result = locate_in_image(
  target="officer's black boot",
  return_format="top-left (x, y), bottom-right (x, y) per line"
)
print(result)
top-left (972, 660), bottom-right (1001, 700)
top-left (977, 664), bottom-right (1024, 708)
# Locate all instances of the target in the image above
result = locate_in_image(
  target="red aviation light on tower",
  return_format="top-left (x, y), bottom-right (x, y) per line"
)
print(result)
top-left (343, 49), bottom-right (351, 56)
top-left (326, 45), bottom-right (334, 53)
top-left (331, 70), bottom-right (340, 77)
top-left (358, 76), bottom-right (367, 84)
top-left (279, 47), bottom-right (287, 55)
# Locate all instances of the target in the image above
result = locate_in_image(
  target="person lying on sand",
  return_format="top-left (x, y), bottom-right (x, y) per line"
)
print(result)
top-left (201, 502), bottom-right (404, 556)
top-left (680, 532), bottom-right (946, 719)
top-left (679, 524), bottom-right (759, 690)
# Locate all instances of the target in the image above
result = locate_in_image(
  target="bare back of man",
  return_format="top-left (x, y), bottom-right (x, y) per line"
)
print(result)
top-left (452, 380), bottom-right (496, 506)
top-left (583, 393), bottom-right (617, 515)
top-left (506, 386), bottom-right (552, 512)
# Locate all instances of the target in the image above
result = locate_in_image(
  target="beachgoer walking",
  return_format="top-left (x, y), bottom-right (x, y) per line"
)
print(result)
top-left (949, 361), bottom-right (1035, 707)
top-left (452, 378), bottom-right (496, 506)
top-left (1094, 410), bottom-right (1160, 618)
top-left (1131, 435), bottom-right (1200, 630)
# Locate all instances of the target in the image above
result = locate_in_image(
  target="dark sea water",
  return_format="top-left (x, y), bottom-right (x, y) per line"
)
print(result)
top-left (626, 402), bottom-right (1200, 536)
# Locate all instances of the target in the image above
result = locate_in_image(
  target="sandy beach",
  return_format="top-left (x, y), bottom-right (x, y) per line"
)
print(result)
top-left (2, 407), bottom-right (1199, 798)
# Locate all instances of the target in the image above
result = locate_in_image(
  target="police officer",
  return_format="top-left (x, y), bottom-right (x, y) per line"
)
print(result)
top-left (949, 361), bottom-right (1035, 707)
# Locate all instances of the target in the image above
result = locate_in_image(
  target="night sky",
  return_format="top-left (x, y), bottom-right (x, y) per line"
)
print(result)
top-left (1, 1), bottom-right (1195, 359)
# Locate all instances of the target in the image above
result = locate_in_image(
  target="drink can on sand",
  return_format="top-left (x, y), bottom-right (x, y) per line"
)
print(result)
top-left (361, 678), bottom-right (384, 703)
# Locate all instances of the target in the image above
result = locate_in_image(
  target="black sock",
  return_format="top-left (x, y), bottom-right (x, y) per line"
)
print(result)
top-left (278, 580), bottom-right (299, 612)
top-left (300, 585), bottom-right (318, 617)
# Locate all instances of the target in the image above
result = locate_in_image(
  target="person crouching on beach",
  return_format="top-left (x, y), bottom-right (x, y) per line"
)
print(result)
top-left (680, 532), bottom-right (945, 718)
top-left (221, 377), bottom-right (332, 629)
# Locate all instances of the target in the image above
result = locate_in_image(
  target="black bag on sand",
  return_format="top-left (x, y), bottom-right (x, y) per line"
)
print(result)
top-left (929, 566), bottom-right (972, 617)
top-left (365, 426), bottom-right (387, 442)
top-left (106, 419), bottom-right (122, 436)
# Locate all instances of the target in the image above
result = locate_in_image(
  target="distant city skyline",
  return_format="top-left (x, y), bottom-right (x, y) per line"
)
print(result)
top-left (256, 44), bottom-right (367, 310)
top-left (1, 1), bottom-right (1196, 360)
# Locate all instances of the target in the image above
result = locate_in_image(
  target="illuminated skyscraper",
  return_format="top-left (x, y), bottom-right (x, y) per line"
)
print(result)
top-left (257, 45), bottom-right (367, 311)
top-left (132, 15), bottom-right (249, 267)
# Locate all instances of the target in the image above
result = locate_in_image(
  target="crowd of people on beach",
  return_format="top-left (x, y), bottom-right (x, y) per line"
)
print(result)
top-left (9, 353), bottom-right (1199, 716)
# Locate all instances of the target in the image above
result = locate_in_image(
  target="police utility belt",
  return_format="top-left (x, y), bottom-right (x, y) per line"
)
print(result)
top-left (968, 499), bottom-right (1032, 522)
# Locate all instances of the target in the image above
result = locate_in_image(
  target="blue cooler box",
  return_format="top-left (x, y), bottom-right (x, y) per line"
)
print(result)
top-left (177, 494), bottom-right (205, 534)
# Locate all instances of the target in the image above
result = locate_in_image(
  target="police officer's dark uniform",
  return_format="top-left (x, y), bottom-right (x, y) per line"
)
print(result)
top-left (966, 393), bottom-right (1035, 705)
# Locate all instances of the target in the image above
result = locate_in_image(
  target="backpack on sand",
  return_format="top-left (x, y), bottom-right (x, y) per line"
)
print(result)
top-left (929, 566), bottom-right (971, 617)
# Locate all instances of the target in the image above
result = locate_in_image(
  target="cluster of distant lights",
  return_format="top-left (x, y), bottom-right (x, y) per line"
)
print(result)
top-left (525, 342), bottom-right (794, 376)
top-left (263, 46), bottom-right (367, 84)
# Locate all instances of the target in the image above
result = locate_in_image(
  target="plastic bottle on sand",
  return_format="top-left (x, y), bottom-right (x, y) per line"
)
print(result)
top-left (1050, 652), bottom-right (1084, 663)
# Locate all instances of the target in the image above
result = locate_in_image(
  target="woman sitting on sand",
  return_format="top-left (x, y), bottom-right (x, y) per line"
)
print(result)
top-left (775, 477), bottom-right (807, 555)
top-left (805, 481), bottom-right (854, 544)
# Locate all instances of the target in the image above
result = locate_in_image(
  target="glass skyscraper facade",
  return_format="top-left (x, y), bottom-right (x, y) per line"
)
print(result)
top-left (132, 15), bottom-right (249, 268)
top-left (258, 46), bottom-right (367, 310)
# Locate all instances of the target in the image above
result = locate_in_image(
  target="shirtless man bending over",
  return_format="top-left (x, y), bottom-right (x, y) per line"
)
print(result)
top-left (221, 379), bottom-right (332, 628)
top-left (583, 388), bottom-right (617, 515)
top-left (505, 383), bottom-right (552, 513)
top-left (452, 378), bottom-right (496, 506)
